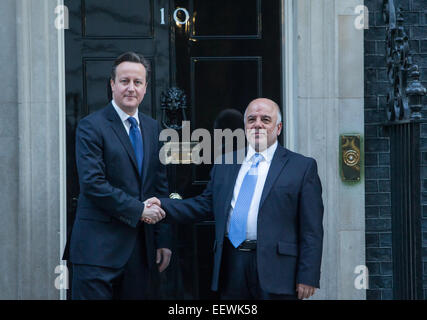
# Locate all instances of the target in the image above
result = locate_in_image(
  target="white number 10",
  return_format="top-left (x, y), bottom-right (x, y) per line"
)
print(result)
top-left (160, 7), bottom-right (190, 25)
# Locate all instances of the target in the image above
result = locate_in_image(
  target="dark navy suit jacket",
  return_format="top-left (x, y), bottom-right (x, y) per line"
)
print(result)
top-left (161, 145), bottom-right (323, 295)
top-left (69, 103), bottom-right (171, 270)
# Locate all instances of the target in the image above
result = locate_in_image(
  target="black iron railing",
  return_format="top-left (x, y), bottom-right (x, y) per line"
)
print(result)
top-left (382, 0), bottom-right (426, 300)
top-left (383, 0), bottom-right (426, 121)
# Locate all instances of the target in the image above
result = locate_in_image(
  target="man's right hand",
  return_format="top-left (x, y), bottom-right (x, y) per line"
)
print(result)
top-left (141, 198), bottom-right (165, 224)
top-left (145, 197), bottom-right (161, 208)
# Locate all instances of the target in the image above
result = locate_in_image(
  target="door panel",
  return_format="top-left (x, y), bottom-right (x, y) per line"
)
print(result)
top-left (190, 57), bottom-right (261, 182)
top-left (192, 0), bottom-right (260, 38)
top-left (82, 0), bottom-right (153, 38)
top-left (192, 57), bottom-right (261, 130)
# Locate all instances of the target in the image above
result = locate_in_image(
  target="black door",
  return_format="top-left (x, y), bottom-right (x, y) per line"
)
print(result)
top-left (64, 0), bottom-right (173, 299)
top-left (170, 0), bottom-right (281, 299)
top-left (65, 0), bottom-right (281, 299)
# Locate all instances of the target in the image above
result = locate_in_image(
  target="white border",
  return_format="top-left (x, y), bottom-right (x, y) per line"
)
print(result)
top-left (57, 0), bottom-right (68, 301)
top-left (282, 0), bottom-right (297, 151)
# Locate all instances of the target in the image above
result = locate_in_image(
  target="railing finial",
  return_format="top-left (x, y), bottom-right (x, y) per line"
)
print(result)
top-left (383, 0), bottom-right (426, 121)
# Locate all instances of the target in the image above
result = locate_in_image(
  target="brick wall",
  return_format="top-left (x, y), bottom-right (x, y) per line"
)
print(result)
top-left (364, 0), bottom-right (427, 300)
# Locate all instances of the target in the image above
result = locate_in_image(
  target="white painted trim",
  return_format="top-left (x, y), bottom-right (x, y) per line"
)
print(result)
top-left (282, 0), bottom-right (297, 151)
top-left (16, 0), bottom-right (33, 299)
top-left (57, 0), bottom-right (68, 301)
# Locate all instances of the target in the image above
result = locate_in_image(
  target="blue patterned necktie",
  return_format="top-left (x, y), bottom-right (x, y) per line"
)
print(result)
top-left (228, 153), bottom-right (263, 248)
top-left (127, 116), bottom-right (144, 174)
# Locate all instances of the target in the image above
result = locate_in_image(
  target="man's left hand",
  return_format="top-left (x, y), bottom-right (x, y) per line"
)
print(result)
top-left (296, 283), bottom-right (317, 300)
top-left (156, 248), bottom-right (172, 272)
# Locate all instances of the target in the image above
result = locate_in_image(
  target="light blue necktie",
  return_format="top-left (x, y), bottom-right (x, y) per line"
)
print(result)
top-left (228, 153), bottom-right (263, 248)
top-left (128, 117), bottom-right (144, 174)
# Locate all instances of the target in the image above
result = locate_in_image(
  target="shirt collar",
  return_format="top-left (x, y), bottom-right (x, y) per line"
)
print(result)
top-left (246, 141), bottom-right (278, 163)
top-left (111, 100), bottom-right (140, 125)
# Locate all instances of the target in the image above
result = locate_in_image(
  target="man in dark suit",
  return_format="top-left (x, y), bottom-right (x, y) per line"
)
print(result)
top-left (148, 98), bottom-right (324, 300)
top-left (69, 52), bottom-right (171, 299)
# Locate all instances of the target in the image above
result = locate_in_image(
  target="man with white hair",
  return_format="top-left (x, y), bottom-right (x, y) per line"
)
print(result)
top-left (149, 98), bottom-right (324, 300)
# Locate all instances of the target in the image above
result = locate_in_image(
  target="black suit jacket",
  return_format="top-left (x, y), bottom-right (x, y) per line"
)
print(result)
top-left (161, 145), bottom-right (323, 295)
top-left (68, 103), bottom-right (171, 269)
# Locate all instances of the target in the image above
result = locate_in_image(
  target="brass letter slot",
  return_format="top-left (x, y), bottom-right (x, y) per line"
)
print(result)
top-left (340, 135), bottom-right (361, 182)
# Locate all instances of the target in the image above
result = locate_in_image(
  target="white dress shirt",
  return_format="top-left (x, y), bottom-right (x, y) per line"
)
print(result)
top-left (226, 141), bottom-right (278, 240)
top-left (111, 99), bottom-right (140, 135)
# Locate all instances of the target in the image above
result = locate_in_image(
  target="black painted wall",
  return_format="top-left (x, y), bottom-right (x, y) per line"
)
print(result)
top-left (364, 0), bottom-right (427, 300)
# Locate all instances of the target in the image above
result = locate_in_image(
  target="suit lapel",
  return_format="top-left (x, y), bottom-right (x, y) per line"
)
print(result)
top-left (106, 103), bottom-right (140, 176)
top-left (139, 112), bottom-right (151, 186)
top-left (259, 145), bottom-right (290, 209)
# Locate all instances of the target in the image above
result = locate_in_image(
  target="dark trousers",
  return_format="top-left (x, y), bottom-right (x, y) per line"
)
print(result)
top-left (72, 226), bottom-right (149, 300)
top-left (220, 238), bottom-right (298, 300)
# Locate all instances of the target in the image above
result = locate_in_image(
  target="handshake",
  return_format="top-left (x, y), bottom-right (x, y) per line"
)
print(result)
top-left (141, 197), bottom-right (164, 224)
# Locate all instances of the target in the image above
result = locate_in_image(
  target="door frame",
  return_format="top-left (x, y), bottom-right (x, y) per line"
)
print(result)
top-left (57, 0), bottom-right (67, 301)
top-left (283, 0), bottom-right (297, 151)
top-left (57, 0), bottom-right (295, 300)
